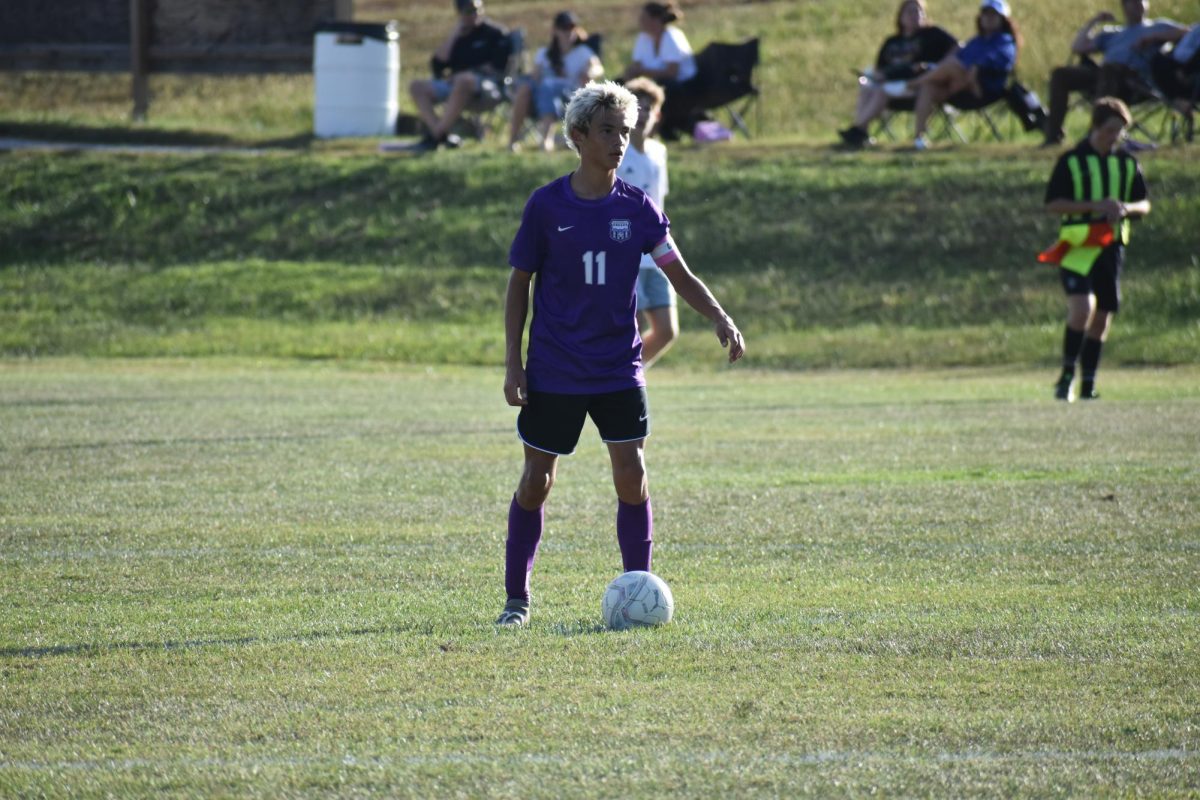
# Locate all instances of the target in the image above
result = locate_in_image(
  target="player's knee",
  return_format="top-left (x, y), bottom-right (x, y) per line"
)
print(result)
top-left (612, 461), bottom-right (647, 502)
top-left (517, 468), bottom-right (554, 507)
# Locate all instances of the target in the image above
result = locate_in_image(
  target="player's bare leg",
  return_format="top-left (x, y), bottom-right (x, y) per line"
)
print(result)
top-left (637, 306), bottom-right (678, 368)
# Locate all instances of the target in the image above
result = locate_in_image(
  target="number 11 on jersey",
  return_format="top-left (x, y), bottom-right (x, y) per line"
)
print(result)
top-left (582, 250), bottom-right (606, 285)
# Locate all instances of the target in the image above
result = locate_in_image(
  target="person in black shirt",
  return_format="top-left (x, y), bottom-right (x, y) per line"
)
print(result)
top-left (408, 0), bottom-right (512, 151)
top-left (1042, 97), bottom-right (1151, 401)
top-left (838, 0), bottom-right (958, 148)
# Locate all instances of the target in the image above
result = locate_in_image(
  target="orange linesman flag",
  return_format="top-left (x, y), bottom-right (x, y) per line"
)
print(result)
top-left (1037, 222), bottom-right (1115, 265)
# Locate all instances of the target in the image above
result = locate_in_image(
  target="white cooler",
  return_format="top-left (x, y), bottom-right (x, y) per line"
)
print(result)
top-left (313, 22), bottom-right (400, 138)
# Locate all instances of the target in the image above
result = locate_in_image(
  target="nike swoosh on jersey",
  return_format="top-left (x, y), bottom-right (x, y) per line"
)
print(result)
top-left (557, 225), bottom-right (575, 232)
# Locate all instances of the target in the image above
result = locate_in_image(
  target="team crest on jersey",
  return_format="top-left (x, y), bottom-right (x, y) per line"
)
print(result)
top-left (609, 219), bottom-right (632, 242)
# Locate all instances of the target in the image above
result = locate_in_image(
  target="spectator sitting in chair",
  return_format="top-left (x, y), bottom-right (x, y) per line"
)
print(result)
top-left (1144, 21), bottom-right (1200, 111)
top-left (507, 10), bottom-right (603, 152)
top-left (620, 2), bottom-right (696, 88)
top-left (408, 0), bottom-right (511, 153)
top-left (1041, 0), bottom-right (1185, 147)
top-left (838, 0), bottom-right (959, 149)
top-left (910, 0), bottom-right (1019, 151)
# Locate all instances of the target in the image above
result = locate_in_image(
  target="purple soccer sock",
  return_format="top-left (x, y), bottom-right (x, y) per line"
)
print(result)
top-left (616, 497), bottom-right (653, 572)
top-left (505, 495), bottom-right (544, 601)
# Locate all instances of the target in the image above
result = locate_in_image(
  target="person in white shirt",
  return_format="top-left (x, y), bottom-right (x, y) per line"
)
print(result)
top-left (617, 78), bottom-right (678, 367)
top-left (508, 11), bottom-right (603, 151)
top-left (621, 2), bottom-right (696, 85)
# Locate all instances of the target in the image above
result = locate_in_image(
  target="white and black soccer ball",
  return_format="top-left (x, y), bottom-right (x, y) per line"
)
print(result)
top-left (601, 570), bottom-right (674, 630)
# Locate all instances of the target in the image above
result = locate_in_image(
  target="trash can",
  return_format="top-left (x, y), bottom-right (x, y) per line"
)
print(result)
top-left (313, 21), bottom-right (400, 138)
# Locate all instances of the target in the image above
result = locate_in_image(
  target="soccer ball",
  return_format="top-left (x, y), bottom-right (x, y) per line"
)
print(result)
top-left (602, 571), bottom-right (674, 630)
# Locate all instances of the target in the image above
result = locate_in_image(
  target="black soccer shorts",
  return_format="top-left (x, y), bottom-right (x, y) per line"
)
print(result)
top-left (517, 387), bottom-right (650, 456)
top-left (1060, 245), bottom-right (1124, 313)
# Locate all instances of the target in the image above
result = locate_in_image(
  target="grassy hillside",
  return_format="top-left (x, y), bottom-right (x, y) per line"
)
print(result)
top-left (3, 145), bottom-right (1198, 366)
top-left (1, 0), bottom-right (1196, 143)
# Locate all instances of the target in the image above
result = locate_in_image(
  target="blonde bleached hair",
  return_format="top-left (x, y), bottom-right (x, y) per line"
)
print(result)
top-left (562, 81), bottom-right (639, 154)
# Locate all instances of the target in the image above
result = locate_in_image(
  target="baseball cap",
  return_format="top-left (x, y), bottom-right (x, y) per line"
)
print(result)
top-left (980, 0), bottom-right (1010, 15)
top-left (553, 11), bottom-right (580, 30)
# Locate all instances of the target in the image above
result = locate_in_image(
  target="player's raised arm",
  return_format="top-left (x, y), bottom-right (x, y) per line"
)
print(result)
top-left (503, 268), bottom-right (533, 406)
top-left (652, 237), bottom-right (745, 363)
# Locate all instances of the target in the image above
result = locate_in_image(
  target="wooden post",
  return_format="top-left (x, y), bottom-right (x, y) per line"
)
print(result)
top-left (130, 0), bottom-right (149, 119)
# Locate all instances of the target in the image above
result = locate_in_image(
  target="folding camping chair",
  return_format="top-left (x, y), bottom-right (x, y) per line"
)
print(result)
top-left (656, 38), bottom-right (760, 140)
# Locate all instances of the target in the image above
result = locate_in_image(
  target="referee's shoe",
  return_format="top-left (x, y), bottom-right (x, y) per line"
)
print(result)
top-left (1054, 374), bottom-right (1075, 402)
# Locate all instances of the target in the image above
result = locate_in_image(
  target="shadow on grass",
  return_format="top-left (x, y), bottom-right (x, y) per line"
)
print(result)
top-left (0, 623), bottom-right (433, 660)
top-left (0, 121), bottom-right (314, 150)
top-left (4, 619), bottom-right (620, 658)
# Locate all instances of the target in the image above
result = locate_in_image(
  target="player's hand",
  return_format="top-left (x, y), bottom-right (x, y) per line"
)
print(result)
top-left (715, 316), bottom-right (745, 364)
top-left (504, 365), bottom-right (529, 406)
top-left (1097, 198), bottom-right (1126, 224)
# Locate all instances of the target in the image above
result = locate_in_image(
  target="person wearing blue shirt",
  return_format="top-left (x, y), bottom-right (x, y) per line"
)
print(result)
top-left (1041, 0), bottom-right (1185, 146)
top-left (909, 0), bottom-right (1020, 150)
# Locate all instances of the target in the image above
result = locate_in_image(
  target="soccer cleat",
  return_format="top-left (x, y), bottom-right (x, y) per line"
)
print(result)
top-left (1079, 387), bottom-right (1100, 401)
top-left (913, 134), bottom-right (930, 151)
top-left (495, 598), bottom-right (530, 627)
top-left (442, 132), bottom-right (463, 149)
top-left (1054, 375), bottom-right (1075, 402)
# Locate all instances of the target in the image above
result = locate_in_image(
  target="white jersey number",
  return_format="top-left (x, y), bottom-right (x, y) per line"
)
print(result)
top-left (582, 250), bottom-right (607, 285)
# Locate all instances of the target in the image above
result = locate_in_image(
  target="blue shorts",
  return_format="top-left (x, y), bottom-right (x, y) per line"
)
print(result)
top-left (517, 76), bottom-right (573, 118)
top-left (429, 72), bottom-right (487, 102)
top-left (636, 265), bottom-right (676, 311)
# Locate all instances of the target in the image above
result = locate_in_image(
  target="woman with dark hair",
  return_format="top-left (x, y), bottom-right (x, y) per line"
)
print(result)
top-left (620, 2), bottom-right (696, 85)
top-left (910, 0), bottom-right (1020, 150)
top-left (508, 10), bottom-right (602, 151)
top-left (839, 0), bottom-right (959, 148)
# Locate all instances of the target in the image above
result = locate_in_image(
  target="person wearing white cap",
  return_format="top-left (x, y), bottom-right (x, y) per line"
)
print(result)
top-left (909, 0), bottom-right (1020, 150)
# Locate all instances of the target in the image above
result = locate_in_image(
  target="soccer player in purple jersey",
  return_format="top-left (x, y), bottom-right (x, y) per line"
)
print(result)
top-left (496, 81), bottom-right (745, 627)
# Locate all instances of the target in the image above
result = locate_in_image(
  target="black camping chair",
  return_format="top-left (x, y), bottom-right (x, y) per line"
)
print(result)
top-left (657, 38), bottom-right (760, 140)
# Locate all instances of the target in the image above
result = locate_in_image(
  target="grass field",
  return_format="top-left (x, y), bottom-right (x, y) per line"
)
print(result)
top-left (2, 2), bottom-right (1198, 793)
top-left (1, 360), bottom-right (1198, 796)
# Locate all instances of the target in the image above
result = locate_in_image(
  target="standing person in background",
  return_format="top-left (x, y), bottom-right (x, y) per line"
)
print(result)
top-left (497, 81), bottom-right (745, 627)
top-left (910, 0), bottom-right (1019, 151)
top-left (1041, 97), bottom-right (1150, 402)
top-left (838, 0), bottom-right (959, 149)
top-left (408, 0), bottom-right (511, 153)
top-left (618, 78), bottom-right (677, 367)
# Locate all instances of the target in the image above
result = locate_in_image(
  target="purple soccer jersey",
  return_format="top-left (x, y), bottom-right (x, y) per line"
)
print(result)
top-left (509, 175), bottom-right (670, 394)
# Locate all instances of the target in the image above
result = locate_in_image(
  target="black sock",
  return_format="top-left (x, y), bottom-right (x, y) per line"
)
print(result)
top-left (1061, 326), bottom-right (1086, 379)
top-left (1080, 337), bottom-right (1103, 392)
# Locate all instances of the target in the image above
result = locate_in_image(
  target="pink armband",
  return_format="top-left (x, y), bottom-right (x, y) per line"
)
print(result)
top-left (651, 236), bottom-right (678, 267)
